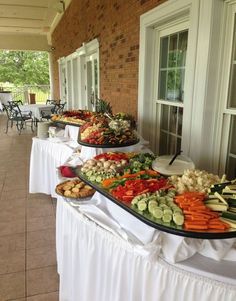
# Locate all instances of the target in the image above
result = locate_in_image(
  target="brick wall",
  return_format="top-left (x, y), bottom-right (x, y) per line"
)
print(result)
top-left (52, 0), bottom-right (166, 117)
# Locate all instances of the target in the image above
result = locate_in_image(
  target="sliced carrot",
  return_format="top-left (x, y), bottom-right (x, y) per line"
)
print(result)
top-left (184, 223), bottom-right (208, 230)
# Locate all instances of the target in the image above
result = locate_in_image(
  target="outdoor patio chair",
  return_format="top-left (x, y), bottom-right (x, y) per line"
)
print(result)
top-left (41, 102), bottom-right (66, 121)
top-left (46, 99), bottom-right (60, 105)
top-left (9, 100), bottom-right (23, 106)
top-left (3, 102), bottom-right (34, 134)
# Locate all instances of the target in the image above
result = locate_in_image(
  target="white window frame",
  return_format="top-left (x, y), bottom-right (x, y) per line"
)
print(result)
top-left (214, 0), bottom-right (236, 175)
top-left (58, 38), bottom-right (99, 110)
top-left (138, 0), bottom-right (224, 171)
top-left (153, 21), bottom-right (188, 154)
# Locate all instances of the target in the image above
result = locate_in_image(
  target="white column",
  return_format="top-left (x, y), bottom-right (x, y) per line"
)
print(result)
top-left (48, 51), bottom-right (54, 99)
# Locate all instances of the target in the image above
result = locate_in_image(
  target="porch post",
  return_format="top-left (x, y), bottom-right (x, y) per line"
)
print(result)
top-left (48, 51), bottom-right (54, 99)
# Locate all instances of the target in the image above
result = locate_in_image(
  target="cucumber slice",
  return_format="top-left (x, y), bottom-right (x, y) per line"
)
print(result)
top-left (131, 197), bottom-right (139, 205)
top-left (96, 176), bottom-right (102, 183)
top-left (163, 208), bottom-right (172, 215)
top-left (137, 201), bottom-right (147, 211)
top-left (162, 214), bottom-right (172, 223)
top-left (173, 213), bottom-right (184, 226)
top-left (86, 170), bottom-right (93, 177)
top-left (152, 208), bottom-right (163, 219)
top-left (221, 211), bottom-right (236, 221)
top-left (89, 175), bottom-right (96, 182)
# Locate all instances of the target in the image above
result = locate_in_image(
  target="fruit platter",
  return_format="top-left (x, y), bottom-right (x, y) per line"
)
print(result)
top-left (78, 113), bottom-right (139, 147)
top-left (75, 151), bottom-right (236, 239)
top-left (51, 110), bottom-right (95, 127)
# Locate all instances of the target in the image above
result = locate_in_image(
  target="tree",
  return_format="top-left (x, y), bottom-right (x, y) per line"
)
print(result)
top-left (0, 50), bottom-right (49, 86)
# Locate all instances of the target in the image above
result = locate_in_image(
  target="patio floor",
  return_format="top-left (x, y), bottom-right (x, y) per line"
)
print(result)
top-left (0, 114), bottom-right (59, 300)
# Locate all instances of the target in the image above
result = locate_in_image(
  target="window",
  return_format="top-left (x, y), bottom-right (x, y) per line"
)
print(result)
top-left (218, 3), bottom-right (236, 179)
top-left (156, 28), bottom-right (188, 155)
top-left (58, 38), bottom-right (99, 110)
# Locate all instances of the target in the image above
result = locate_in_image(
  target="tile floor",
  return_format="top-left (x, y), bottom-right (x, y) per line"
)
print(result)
top-left (0, 114), bottom-right (59, 300)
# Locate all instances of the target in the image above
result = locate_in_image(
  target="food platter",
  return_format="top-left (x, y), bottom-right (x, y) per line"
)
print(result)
top-left (51, 120), bottom-right (81, 127)
top-left (77, 136), bottom-right (140, 148)
top-left (56, 179), bottom-right (95, 199)
top-left (77, 168), bottom-right (236, 239)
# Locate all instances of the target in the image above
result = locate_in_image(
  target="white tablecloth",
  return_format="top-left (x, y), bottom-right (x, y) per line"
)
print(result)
top-left (0, 92), bottom-right (12, 110)
top-left (64, 125), bottom-right (80, 142)
top-left (56, 199), bottom-right (236, 301)
top-left (82, 192), bottom-right (236, 263)
top-left (20, 104), bottom-right (54, 120)
top-left (29, 137), bottom-right (75, 197)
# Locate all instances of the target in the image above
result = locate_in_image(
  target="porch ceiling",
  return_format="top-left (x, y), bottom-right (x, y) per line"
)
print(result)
top-left (0, 0), bottom-right (71, 52)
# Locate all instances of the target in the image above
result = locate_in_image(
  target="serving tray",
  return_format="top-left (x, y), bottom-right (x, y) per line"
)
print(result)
top-left (77, 169), bottom-right (236, 239)
top-left (77, 136), bottom-right (140, 148)
top-left (55, 179), bottom-right (95, 199)
top-left (51, 120), bottom-right (82, 127)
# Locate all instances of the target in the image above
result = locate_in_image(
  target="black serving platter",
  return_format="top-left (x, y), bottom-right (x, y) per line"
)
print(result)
top-left (77, 169), bottom-right (236, 239)
top-left (78, 136), bottom-right (140, 148)
top-left (51, 120), bottom-right (82, 127)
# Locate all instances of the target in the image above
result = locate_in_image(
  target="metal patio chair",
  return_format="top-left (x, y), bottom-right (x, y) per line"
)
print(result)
top-left (3, 102), bottom-right (34, 134)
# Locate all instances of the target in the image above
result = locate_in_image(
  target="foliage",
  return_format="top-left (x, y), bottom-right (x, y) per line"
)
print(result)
top-left (95, 98), bottom-right (113, 114)
top-left (0, 50), bottom-right (49, 86)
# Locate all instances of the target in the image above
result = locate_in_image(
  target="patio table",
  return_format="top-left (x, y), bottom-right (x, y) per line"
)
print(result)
top-left (19, 103), bottom-right (54, 120)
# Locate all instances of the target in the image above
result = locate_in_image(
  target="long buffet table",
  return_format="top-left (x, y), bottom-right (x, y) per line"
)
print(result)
top-left (29, 124), bottom-right (236, 301)
top-left (57, 199), bottom-right (236, 301)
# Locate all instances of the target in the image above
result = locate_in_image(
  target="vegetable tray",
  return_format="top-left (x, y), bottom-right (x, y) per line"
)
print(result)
top-left (77, 136), bottom-right (140, 148)
top-left (77, 168), bottom-right (236, 239)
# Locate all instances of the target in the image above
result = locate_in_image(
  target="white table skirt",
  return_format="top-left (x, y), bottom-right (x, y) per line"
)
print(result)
top-left (20, 104), bottom-right (54, 120)
top-left (29, 137), bottom-right (74, 197)
top-left (64, 125), bottom-right (80, 142)
top-left (56, 199), bottom-right (236, 301)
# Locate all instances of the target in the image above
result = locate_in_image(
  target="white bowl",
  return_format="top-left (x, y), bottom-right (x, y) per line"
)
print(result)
top-left (152, 155), bottom-right (195, 176)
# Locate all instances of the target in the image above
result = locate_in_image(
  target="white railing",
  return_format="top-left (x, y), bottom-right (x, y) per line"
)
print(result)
top-left (1, 85), bottom-right (50, 104)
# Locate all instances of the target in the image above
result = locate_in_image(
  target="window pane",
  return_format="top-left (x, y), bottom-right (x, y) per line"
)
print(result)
top-left (159, 131), bottom-right (168, 155)
top-left (167, 70), bottom-right (176, 100)
top-left (233, 16), bottom-right (236, 61)
top-left (158, 70), bottom-right (167, 99)
top-left (168, 134), bottom-right (176, 154)
top-left (94, 59), bottom-right (98, 98)
top-left (228, 64), bottom-right (236, 108)
top-left (160, 37), bottom-right (168, 68)
top-left (160, 105), bottom-right (169, 130)
top-left (175, 69), bottom-right (182, 102)
top-left (169, 106), bottom-right (177, 134)
top-left (177, 107), bottom-right (183, 135)
top-left (177, 31), bottom-right (188, 67)
top-left (226, 156), bottom-right (236, 180)
top-left (177, 137), bottom-right (182, 153)
top-left (168, 34), bottom-right (178, 68)
top-left (229, 116), bottom-right (236, 154)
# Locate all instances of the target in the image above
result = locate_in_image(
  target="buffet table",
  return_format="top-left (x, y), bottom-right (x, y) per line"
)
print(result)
top-left (28, 119), bottom-right (236, 301)
top-left (56, 197), bottom-right (236, 301)
top-left (29, 137), bottom-right (76, 197)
